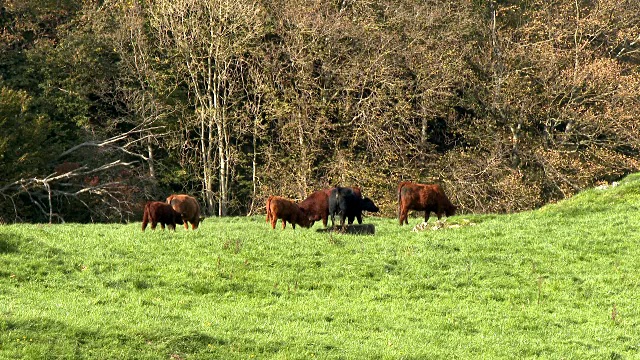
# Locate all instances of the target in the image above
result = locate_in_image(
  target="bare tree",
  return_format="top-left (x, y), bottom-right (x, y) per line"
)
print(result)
top-left (106, 0), bottom-right (180, 179)
top-left (148, 0), bottom-right (265, 216)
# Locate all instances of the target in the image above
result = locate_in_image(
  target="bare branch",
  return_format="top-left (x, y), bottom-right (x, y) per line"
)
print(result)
top-left (57, 126), bottom-right (166, 159)
top-left (0, 159), bottom-right (138, 223)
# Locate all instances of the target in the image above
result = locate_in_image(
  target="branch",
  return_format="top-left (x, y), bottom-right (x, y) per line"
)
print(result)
top-left (0, 160), bottom-right (138, 223)
top-left (57, 126), bottom-right (166, 159)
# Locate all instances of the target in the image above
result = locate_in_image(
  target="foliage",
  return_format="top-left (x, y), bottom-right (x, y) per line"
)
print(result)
top-left (1, 174), bottom-right (640, 358)
top-left (0, 0), bottom-right (639, 222)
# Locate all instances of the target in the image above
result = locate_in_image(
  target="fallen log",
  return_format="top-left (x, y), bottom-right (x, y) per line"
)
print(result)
top-left (316, 224), bottom-right (375, 235)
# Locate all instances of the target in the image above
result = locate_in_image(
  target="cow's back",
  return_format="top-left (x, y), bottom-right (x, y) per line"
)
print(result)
top-left (167, 195), bottom-right (200, 217)
top-left (167, 194), bottom-right (201, 228)
top-left (399, 182), bottom-right (424, 210)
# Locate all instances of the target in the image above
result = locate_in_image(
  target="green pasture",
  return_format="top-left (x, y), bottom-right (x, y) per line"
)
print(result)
top-left (1, 174), bottom-right (640, 359)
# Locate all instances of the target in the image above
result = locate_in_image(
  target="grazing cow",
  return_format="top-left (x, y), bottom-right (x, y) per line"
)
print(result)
top-left (166, 194), bottom-right (202, 230)
top-left (142, 201), bottom-right (183, 231)
top-left (328, 187), bottom-right (380, 230)
top-left (397, 181), bottom-right (456, 226)
top-left (298, 190), bottom-right (331, 227)
top-left (266, 196), bottom-right (312, 230)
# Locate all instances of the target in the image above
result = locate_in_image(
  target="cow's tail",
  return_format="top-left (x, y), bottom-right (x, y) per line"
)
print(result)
top-left (397, 182), bottom-right (407, 222)
top-left (141, 202), bottom-right (150, 231)
top-left (266, 196), bottom-right (273, 223)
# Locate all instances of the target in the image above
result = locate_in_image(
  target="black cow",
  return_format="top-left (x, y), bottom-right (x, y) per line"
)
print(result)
top-left (328, 187), bottom-right (380, 230)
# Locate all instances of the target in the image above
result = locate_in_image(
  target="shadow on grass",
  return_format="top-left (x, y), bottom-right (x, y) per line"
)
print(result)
top-left (1, 317), bottom-right (229, 358)
top-left (0, 233), bottom-right (66, 257)
top-left (0, 234), bottom-right (20, 254)
top-left (0, 234), bottom-right (72, 281)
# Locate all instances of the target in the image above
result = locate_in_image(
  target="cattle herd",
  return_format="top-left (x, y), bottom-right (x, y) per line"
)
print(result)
top-left (142, 181), bottom-right (457, 232)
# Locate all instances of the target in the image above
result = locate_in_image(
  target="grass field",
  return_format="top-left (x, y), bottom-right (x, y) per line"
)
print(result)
top-left (1, 174), bottom-right (640, 359)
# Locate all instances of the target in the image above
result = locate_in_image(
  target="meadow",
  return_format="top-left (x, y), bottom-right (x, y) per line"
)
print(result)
top-left (1, 174), bottom-right (640, 359)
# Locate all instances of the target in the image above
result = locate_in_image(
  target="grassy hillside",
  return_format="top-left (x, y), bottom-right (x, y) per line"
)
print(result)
top-left (1, 174), bottom-right (639, 359)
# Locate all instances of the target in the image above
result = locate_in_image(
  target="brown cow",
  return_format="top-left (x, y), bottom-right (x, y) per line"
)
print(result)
top-left (142, 201), bottom-right (183, 231)
top-left (166, 194), bottom-right (202, 230)
top-left (266, 196), bottom-right (311, 230)
top-left (298, 190), bottom-right (331, 227)
top-left (398, 181), bottom-right (456, 226)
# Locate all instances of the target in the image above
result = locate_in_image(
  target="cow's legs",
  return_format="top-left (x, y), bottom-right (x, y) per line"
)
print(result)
top-left (399, 207), bottom-right (408, 225)
top-left (424, 211), bottom-right (430, 224)
top-left (281, 220), bottom-right (286, 229)
top-left (270, 218), bottom-right (277, 229)
top-left (399, 203), bottom-right (409, 225)
top-left (183, 221), bottom-right (189, 230)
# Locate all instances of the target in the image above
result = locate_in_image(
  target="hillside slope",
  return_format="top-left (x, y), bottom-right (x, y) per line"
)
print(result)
top-left (0, 174), bottom-right (639, 359)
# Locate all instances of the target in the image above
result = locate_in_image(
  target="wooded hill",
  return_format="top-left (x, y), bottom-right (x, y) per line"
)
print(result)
top-left (1, 0), bottom-right (639, 222)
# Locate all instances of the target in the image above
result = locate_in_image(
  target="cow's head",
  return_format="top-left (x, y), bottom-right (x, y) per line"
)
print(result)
top-left (361, 197), bottom-right (380, 213)
top-left (297, 205), bottom-right (317, 226)
top-left (298, 207), bottom-right (313, 228)
top-left (173, 209), bottom-right (184, 225)
top-left (445, 204), bottom-right (457, 217)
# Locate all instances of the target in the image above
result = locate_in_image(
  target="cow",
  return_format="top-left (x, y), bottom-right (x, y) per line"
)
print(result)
top-left (298, 190), bottom-right (331, 228)
top-left (265, 195), bottom-right (312, 230)
top-left (397, 181), bottom-right (456, 226)
top-left (141, 201), bottom-right (183, 231)
top-left (166, 194), bottom-right (202, 230)
top-left (328, 187), bottom-right (380, 230)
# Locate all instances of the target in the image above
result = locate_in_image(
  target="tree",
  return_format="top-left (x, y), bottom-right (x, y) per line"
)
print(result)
top-left (148, 0), bottom-right (266, 216)
top-left (0, 0), bottom-right (174, 222)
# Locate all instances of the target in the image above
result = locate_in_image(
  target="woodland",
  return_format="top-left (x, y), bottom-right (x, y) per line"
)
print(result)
top-left (0, 0), bottom-right (639, 223)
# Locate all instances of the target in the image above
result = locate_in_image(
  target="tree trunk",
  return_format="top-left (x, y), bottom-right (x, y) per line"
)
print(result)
top-left (250, 119), bottom-right (257, 215)
top-left (297, 109), bottom-right (308, 198)
top-left (217, 119), bottom-right (227, 216)
top-left (201, 112), bottom-right (216, 216)
top-left (147, 141), bottom-right (156, 178)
